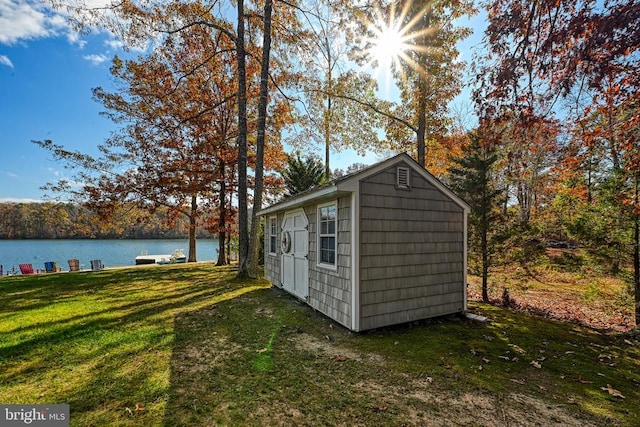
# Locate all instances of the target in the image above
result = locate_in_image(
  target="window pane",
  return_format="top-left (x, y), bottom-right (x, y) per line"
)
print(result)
top-left (320, 237), bottom-right (336, 264)
top-left (328, 250), bottom-right (335, 264)
top-left (328, 221), bottom-right (335, 234)
top-left (320, 207), bottom-right (328, 221)
top-left (328, 205), bottom-right (336, 220)
top-left (321, 237), bottom-right (329, 250)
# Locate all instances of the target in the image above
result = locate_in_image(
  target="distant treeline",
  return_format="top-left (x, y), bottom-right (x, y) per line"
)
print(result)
top-left (0, 202), bottom-right (214, 239)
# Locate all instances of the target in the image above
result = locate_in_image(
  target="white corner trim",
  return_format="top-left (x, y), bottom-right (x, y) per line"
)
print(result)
top-left (463, 209), bottom-right (468, 312)
top-left (351, 190), bottom-right (360, 332)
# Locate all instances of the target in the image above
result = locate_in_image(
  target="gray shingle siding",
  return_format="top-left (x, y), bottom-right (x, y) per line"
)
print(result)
top-left (307, 196), bottom-right (352, 328)
top-left (359, 162), bottom-right (466, 330)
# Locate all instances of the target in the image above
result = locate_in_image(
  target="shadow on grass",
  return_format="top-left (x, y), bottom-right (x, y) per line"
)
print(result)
top-left (0, 264), bottom-right (269, 426)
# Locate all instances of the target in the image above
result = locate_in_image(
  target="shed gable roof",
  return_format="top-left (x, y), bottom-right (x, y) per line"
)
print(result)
top-left (257, 152), bottom-right (470, 216)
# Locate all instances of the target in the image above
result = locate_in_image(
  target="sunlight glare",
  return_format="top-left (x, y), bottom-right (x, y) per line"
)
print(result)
top-left (372, 25), bottom-right (405, 68)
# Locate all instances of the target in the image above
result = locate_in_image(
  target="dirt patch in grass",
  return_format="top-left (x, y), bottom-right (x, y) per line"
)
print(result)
top-left (178, 336), bottom-right (241, 374)
top-left (290, 332), bottom-right (384, 363)
top-left (350, 375), bottom-right (597, 427)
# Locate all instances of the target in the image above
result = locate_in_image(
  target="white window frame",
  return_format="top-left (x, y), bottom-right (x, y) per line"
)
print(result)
top-left (268, 215), bottom-right (278, 255)
top-left (317, 201), bottom-right (338, 270)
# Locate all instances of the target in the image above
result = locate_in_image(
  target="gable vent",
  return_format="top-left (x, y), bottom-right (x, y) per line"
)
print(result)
top-left (396, 166), bottom-right (410, 189)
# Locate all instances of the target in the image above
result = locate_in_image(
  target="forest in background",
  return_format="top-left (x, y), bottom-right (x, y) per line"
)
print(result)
top-left (0, 202), bottom-right (214, 240)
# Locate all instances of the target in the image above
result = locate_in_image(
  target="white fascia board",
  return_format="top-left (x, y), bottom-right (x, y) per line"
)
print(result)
top-left (257, 186), bottom-right (338, 216)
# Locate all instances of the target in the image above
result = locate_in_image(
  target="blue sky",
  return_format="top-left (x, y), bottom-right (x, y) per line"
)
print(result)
top-left (0, 1), bottom-right (484, 202)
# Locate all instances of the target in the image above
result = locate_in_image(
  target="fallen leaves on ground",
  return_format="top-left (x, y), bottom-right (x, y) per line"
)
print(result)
top-left (601, 384), bottom-right (625, 399)
top-left (467, 270), bottom-right (633, 332)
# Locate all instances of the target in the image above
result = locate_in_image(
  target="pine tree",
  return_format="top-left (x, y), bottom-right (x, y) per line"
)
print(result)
top-left (449, 131), bottom-right (503, 302)
top-left (281, 153), bottom-right (326, 197)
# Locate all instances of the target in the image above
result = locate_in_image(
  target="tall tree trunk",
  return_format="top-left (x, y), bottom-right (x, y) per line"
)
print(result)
top-left (216, 173), bottom-right (227, 266)
top-left (236, 0), bottom-right (250, 278)
top-left (417, 75), bottom-right (427, 167)
top-left (481, 198), bottom-right (489, 303)
top-left (188, 195), bottom-right (197, 262)
top-left (634, 174), bottom-right (640, 326)
top-left (415, 10), bottom-right (431, 168)
top-left (249, 0), bottom-right (273, 278)
top-left (324, 36), bottom-right (332, 180)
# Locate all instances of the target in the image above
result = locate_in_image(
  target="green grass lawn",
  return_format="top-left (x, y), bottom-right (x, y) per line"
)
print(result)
top-left (1, 264), bottom-right (638, 426)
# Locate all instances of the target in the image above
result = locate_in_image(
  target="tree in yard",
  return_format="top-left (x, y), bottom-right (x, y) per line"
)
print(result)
top-left (449, 129), bottom-right (504, 303)
top-left (234, 0), bottom-right (251, 277)
top-left (281, 153), bottom-right (326, 197)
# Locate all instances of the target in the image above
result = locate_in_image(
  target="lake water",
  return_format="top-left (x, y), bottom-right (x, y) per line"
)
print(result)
top-left (0, 239), bottom-right (220, 273)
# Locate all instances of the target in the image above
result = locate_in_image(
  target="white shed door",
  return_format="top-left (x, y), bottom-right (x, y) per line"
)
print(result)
top-left (281, 209), bottom-right (309, 299)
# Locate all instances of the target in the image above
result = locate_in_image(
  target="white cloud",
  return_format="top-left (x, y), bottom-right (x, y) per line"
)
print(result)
top-left (0, 0), bottom-right (67, 45)
top-left (104, 38), bottom-right (124, 50)
top-left (83, 53), bottom-right (108, 65)
top-left (6, 171), bottom-right (19, 178)
top-left (0, 54), bottom-right (13, 68)
top-left (0, 197), bottom-right (45, 203)
top-left (0, 0), bottom-right (152, 63)
top-left (0, 0), bottom-right (116, 47)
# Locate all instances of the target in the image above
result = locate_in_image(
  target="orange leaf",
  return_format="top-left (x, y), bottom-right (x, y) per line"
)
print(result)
top-left (601, 384), bottom-right (625, 399)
